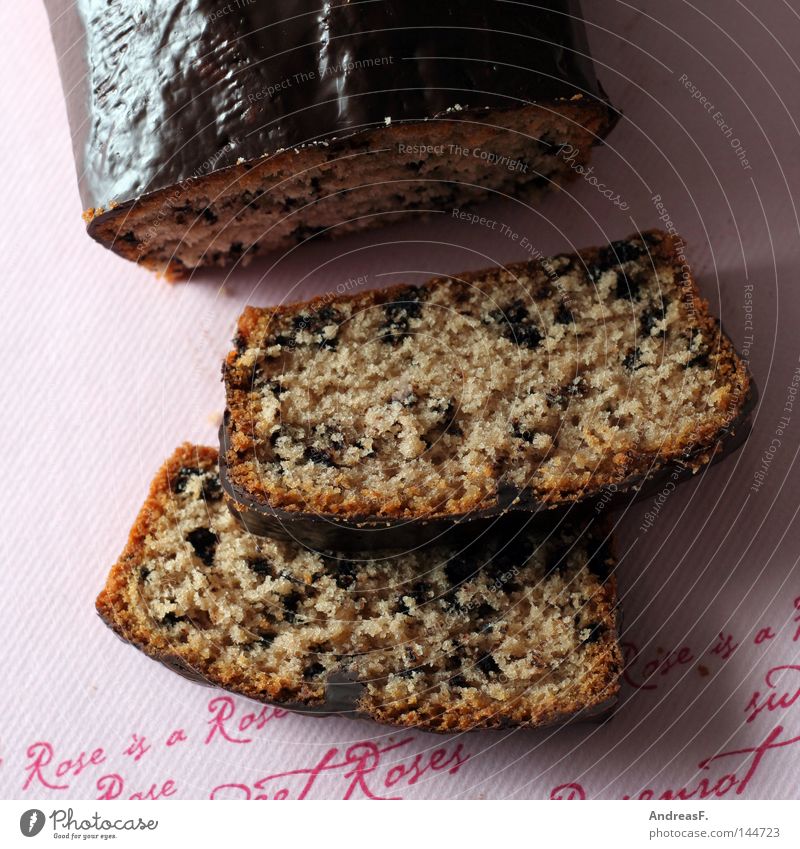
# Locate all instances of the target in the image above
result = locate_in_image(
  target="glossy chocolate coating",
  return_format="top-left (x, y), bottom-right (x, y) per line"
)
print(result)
top-left (219, 380), bottom-right (758, 553)
top-left (44, 0), bottom-right (613, 214)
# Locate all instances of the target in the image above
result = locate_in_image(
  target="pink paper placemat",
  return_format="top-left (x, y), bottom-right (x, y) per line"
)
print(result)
top-left (2, 1), bottom-right (800, 800)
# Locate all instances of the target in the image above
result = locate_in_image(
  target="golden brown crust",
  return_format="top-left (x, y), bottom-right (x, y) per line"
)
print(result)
top-left (97, 445), bottom-right (623, 733)
top-left (96, 444), bottom-right (218, 646)
top-left (222, 230), bottom-right (751, 521)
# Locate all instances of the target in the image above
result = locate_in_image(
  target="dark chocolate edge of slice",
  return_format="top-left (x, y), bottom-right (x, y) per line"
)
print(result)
top-left (94, 608), bottom-right (621, 734)
top-left (217, 374), bottom-right (758, 553)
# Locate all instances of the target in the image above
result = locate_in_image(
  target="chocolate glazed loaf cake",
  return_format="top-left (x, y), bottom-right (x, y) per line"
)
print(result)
top-left (221, 230), bottom-right (753, 551)
top-left (97, 445), bottom-right (622, 733)
top-left (45, 0), bottom-right (616, 276)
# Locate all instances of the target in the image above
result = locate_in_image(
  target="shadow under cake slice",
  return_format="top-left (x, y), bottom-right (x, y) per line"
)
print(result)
top-left (97, 445), bottom-right (623, 733)
top-left (221, 230), bottom-right (753, 549)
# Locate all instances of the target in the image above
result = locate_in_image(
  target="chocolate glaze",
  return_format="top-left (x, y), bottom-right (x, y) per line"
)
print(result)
top-left (44, 1), bottom-right (614, 225)
top-left (219, 378), bottom-right (758, 553)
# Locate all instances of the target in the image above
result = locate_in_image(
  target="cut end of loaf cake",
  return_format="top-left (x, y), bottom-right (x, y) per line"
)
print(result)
top-left (86, 104), bottom-right (611, 276)
top-left (97, 445), bottom-right (622, 732)
top-left (222, 230), bottom-right (751, 522)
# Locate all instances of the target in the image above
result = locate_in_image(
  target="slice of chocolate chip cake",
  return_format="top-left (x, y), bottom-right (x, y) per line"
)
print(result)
top-left (97, 445), bottom-right (623, 733)
top-left (221, 230), bottom-right (753, 549)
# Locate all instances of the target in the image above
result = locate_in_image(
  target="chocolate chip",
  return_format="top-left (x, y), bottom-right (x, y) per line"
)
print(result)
top-left (303, 661), bottom-right (325, 680)
top-left (304, 446), bottom-right (336, 467)
top-left (429, 398), bottom-right (462, 436)
top-left (201, 477), bottom-right (222, 502)
top-left (687, 351), bottom-right (710, 368)
top-left (269, 379), bottom-right (286, 396)
top-left (615, 270), bottom-right (643, 301)
top-left (282, 591), bottom-right (302, 623)
top-left (450, 674), bottom-right (469, 688)
top-left (622, 348), bottom-right (645, 371)
top-left (202, 207), bottom-right (217, 224)
top-left (354, 438), bottom-right (375, 457)
top-left (511, 420), bottom-right (536, 443)
top-left (685, 332), bottom-right (711, 368)
top-left (319, 336), bottom-right (338, 351)
top-left (605, 239), bottom-right (646, 265)
top-left (586, 263), bottom-right (606, 283)
top-left (555, 302), bottom-right (573, 325)
top-left (641, 305), bottom-right (667, 338)
top-left (477, 654), bottom-right (501, 675)
top-left (186, 527), bottom-right (218, 567)
top-left (476, 602), bottom-right (496, 619)
top-left (139, 567), bottom-right (151, 582)
top-left (160, 612), bottom-right (187, 628)
top-left (444, 650), bottom-right (464, 671)
top-left (380, 288), bottom-right (424, 345)
top-left (173, 466), bottom-right (222, 501)
top-left (256, 631), bottom-right (275, 648)
top-left (491, 301), bottom-right (543, 349)
top-left (248, 557), bottom-right (273, 576)
top-left (334, 561), bottom-right (357, 589)
top-left (509, 323), bottom-right (543, 349)
top-left (502, 301), bottom-right (529, 325)
top-left (173, 466), bottom-right (201, 493)
top-left (586, 238), bottom-right (647, 286)
top-left (274, 331), bottom-right (297, 349)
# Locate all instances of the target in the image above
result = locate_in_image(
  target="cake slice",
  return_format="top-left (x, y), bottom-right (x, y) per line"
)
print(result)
top-left (45, 0), bottom-right (616, 276)
top-left (97, 445), bottom-right (623, 733)
top-left (221, 230), bottom-right (753, 549)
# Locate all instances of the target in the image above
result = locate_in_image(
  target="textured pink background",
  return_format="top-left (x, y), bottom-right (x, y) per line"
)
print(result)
top-left (2, 1), bottom-right (800, 799)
